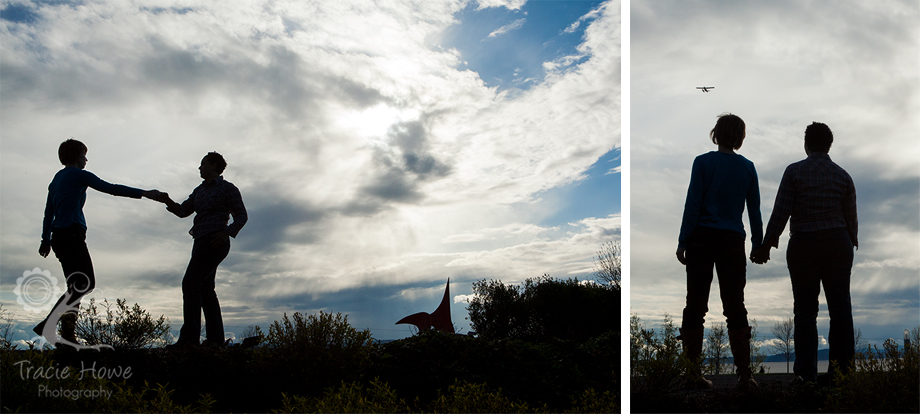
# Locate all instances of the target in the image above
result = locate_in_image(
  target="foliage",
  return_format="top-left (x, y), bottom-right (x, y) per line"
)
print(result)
top-left (275, 378), bottom-right (410, 413)
top-left (770, 317), bottom-right (795, 373)
top-left (705, 322), bottom-right (729, 375)
top-left (467, 275), bottom-right (620, 342)
top-left (630, 313), bottom-right (686, 395)
top-left (77, 298), bottom-right (171, 349)
top-left (0, 347), bottom-right (210, 413)
top-left (240, 324), bottom-right (264, 341)
top-left (266, 310), bottom-right (373, 352)
top-left (565, 388), bottom-right (620, 413)
top-left (0, 303), bottom-right (14, 350)
top-left (825, 331), bottom-right (920, 413)
top-left (592, 240), bottom-right (621, 289)
top-left (428, 379), bottom-right (546, 413)
top-left (748, 319), bottom-right (767, 373)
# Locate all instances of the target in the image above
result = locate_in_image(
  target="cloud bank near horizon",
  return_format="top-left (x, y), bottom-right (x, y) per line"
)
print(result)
top-left (0, 0), bottom-right (620, 341)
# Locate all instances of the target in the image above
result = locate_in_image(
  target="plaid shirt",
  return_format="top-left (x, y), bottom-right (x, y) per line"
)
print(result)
top-left (169, 176), bottom-right (248, 239)
top-left (763, 153), bottom-right (857, 248)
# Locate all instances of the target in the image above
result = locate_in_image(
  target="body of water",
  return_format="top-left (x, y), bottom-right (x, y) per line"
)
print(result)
top-left (759, 360), bottom-right (829, 374)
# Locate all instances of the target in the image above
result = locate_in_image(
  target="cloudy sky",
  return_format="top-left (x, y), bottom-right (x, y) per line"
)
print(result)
top-left (630, 0), bottom-right (919, 349)
top-left (0, 0), bottom-right (619, 344)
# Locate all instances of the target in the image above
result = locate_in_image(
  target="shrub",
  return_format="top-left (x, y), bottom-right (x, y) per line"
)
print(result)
top-left (826, 330), bottom-right (920, 413)
top-left (265, 311), bottom-right (373, 352)
top-left (467, 275), bottom-right (620, 343)
top-left (77, 298), bottom-right (171, 349)
top-left (428, 379), bottom-right (545, 413)
top-left (630, 313), bottom-right (686, 395)
top-left (275, 378), bottom-right (409, 413)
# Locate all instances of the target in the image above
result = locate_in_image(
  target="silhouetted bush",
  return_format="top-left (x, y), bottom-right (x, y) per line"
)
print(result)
top-left (275, 378), bottom-right (410, 413)
top-left (77, 298), bottom-right (171, 349)
top-left (467, 275), bottom-right (620, 343)
top-left (266, 310), bottom-right (373, 352)
top-left (826, 329), bottom-right (920, 413)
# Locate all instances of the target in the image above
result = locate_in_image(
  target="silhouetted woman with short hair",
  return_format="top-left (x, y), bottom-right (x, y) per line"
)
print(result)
top-left (676, 113), bottom-right (762, 389)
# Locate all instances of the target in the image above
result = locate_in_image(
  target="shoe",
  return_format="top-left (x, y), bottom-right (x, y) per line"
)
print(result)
top-left (728, 327), bottom-right (759, 390)
top-left (201, 338), bottom-right (229, 349)
top-left (679, 327), bottom-right (714, 390)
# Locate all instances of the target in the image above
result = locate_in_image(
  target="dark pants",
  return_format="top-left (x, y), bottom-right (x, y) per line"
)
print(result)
top-left (682, 226), bottom-right (749, 331)
top-left (46, 225), bottom-right (96, 318)
top-left (787, 228), bottom-right (855, 381)
top-left (177, 234), bottom-right (230, 345)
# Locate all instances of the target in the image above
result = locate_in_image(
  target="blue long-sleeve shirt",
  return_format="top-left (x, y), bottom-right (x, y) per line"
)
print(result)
top-left (678, 151), bottom-right (764, 249)
top-left (42, 167), bottom-right (144, 243)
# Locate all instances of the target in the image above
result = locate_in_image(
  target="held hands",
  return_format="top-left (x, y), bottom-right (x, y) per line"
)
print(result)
top-left (750, 245), bottom-right (771, 264)
top-left (143, 190), bottom-right (164, 201)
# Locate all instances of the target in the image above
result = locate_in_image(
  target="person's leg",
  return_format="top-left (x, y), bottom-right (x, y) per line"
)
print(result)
top-left (680, 227), bottom-right (717, 388)
top-left (35, 226), bottom-right (95, 342)
top-left (788, 233), bottom-right (821, 382)
top-left (714, 231), bottom-right (756, 388)
top-left (201, 242), bottom-right (230, 345)
top-left (821, 229), bottom-right (855, 376)
top-left (682, 228), bottom-right (717, 332)
top-left (177, 236), bottom-right (230, 345)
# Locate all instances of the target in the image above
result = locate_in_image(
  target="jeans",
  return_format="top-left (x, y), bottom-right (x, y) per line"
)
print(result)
top-left (177, 233), bottom-right (230, 344)
top-left (788, 227), bottom-right (855, 381)
top-left (681, 226), bottom-right (750, 331)
top-left (48, 224), bottom-right (96, 313)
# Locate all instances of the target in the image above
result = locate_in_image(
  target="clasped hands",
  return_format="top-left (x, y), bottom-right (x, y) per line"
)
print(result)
top-left (675, 245), bottom-right (772, 265)
top-left (750, 245), bottom-right (771, 264)
top-left (144, 190), bottom-right (229, 246)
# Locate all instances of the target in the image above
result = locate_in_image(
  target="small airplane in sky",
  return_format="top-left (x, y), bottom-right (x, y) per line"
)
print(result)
top-left (696, 86), bottom-right (715, 93)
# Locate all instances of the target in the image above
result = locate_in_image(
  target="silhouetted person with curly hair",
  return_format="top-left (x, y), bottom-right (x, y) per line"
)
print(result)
top-left (160, 152), bottom-right (247, 348)
top-left (752, 122), bottom-right (857, 385)
top-left (676, 113), bottom-right (762, 390)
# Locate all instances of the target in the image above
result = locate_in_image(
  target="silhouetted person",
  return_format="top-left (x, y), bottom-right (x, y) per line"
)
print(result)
top-left (161, 152), bottom-right (247, 348)
top-left (676, 113), bottom-right (762, 390)
top-left (752, 122), bottom-right (857, 384)
top-left (35, 139), bottom-right (163, 346)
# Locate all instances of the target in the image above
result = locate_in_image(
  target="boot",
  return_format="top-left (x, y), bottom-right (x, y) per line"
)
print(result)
top-left (679, 327), bottom-right (713, 389)
top-left (59, 312), bottom-right (79, 344)
top-left (729, 327), bottom-right (758, 390)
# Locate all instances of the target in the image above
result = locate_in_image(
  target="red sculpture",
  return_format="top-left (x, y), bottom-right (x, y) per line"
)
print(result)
top-left (395, 278), bottom-right (455, 333)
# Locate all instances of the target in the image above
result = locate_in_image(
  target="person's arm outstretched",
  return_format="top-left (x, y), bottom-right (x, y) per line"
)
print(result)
top-left (80, 169), bottom-right (162, 201)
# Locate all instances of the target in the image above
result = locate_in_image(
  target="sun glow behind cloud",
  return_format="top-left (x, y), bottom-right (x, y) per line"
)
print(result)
top-left (0, 0), bottom-right (619, 341)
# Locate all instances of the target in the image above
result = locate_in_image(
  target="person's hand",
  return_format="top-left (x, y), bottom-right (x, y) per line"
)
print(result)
top-left (143, 190), bottom-right (163, 201)
top-left (211, 230), bottom-right (230, 246)
top-left (676, 247), bottom-right (688, 265)
top-left (750, 245), bottom-right (770, 264)
top-left (156, 192), bottom-right (171, 203)
top-left (38, 242), bottom-right (51, 258)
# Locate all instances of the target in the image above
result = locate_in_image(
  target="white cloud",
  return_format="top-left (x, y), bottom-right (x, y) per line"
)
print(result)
top-left (0, 0), bottom-right (620, 340)
top-left (487, 17), bottom-right (526, 38)
top-left (476, 0), bottom-right (528, 11)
